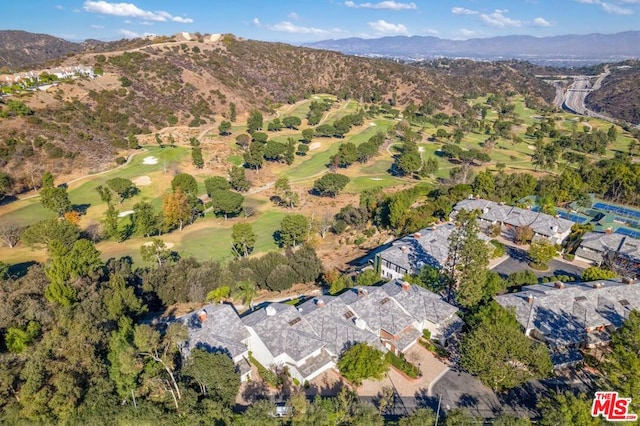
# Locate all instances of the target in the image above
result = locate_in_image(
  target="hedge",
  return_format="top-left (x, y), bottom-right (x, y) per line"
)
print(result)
top-left (384, 351), bottom-right (420, 379)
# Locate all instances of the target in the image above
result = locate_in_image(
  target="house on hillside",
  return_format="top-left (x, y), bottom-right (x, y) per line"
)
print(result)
top-left (374, 223), bottom-right (491, 280)
top-left (177, 303), bottom-right (252, 382)
top-left (243, 280), bottom-right (462, 382)
top-left (453, 197), bottom-right (574, 244)
top-left (495, 278), bottom-right (639, 367)
top-left (575, 231), bottom-right (640, 275)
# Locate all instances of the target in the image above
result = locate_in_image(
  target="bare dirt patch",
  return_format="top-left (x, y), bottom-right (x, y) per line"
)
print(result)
top-left (132, 175), bottom-right (152, 186)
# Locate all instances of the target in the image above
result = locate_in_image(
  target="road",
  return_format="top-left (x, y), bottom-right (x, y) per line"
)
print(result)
top-left (560, 66), bottom-right (615, 123)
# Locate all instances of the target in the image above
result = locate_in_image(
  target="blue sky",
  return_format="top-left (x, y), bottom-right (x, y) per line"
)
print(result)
top-left (2, 1), bottom-right (640, 42)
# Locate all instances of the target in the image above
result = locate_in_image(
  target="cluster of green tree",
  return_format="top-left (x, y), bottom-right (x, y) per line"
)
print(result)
top-left (312, 173), bottom-right (350, 197)
top-left (0, 99), bottom-right (33, 118)
top-left (330, 131), bottom-right (385, 169)
top-left (313, 109), bottom-right (365, 139)
top-left (306, 99), bottom-right (333, 125)
top-left (394, 140), bottom-right (439, 178)
top-left (190, 137), bottom-right (204, 169)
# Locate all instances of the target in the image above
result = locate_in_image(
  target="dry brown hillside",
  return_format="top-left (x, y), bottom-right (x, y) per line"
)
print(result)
top-left (0, 33), bottom-right (553, 192)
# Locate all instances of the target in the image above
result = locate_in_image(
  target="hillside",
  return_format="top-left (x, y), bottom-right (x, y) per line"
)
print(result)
top-left (585, 61), bottom-right (640, 124)
top-left (0, 30), bottom-right (80, 69)
top-left (0, 34), bottom-right (555, 192)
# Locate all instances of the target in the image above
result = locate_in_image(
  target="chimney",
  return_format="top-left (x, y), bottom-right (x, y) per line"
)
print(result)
top-left (605, 227), bottom-right (612, 234)
top-left (592, 282), bottom-right (604, 289)
top-left (414, 232), bottom-right (422, 239)
top-left (266, 306), bottom-right (276, 316)
top-left (316, 298), bottom-right (325, 308)
top-left (401, 281), bottom-right (411, 292)
top-left (526, 294), bottom-right (535, 304)
top-left (358, 288), bottom-right (369, 297)
top-left (400, 246), bottom-right (408, 253)
top-left (554, 281), bottom-right (565, 289)
top-left (622, 277), bottom-right (634, 285)
top-left (197, 309), bottom-right (207, 323)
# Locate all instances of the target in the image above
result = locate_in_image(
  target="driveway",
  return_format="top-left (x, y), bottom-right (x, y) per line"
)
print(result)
top-left (491, 245), bottom-right (586, 280)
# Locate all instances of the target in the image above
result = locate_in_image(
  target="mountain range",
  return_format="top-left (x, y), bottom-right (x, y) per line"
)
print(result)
top-left (304, 31), bottom-right (640, 66)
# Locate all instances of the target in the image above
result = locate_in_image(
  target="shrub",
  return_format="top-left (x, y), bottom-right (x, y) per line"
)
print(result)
top-left (490, 239), bottom-right (506, 258)
top-left (384, 351), bottom-right (420, 379)
top-left (114, 156), bottom-right (127, 165)
top-left (249, 353), bottom-right (280, 388)
top-left (563, 253), bottom-right (575, 261)
top-left (422, 329), bottom-right (431, 340)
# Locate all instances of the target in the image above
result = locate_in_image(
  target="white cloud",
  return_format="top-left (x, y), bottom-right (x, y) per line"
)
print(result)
top-left (252, 17), bottom-right (260, 26)
top-left (452, 28), bottom-right (481, 39)
top-left (55, 4), bottom-right (64, 10)
top-left (423, 28), bottom-right (440, 35)
top-left (368, 20), bottom-right (409, 35)
top-left (601, 2), bottom-right (634, 14)
top-left (532, 17), bottom-right (552, 26)
top-left (345, 1), bottom-right (417, 10)
top-left (90, 24), bottom-right (104, 29)
top-left (575, 0), bottom-right (635, 14)
top-left (83, 1), bottom-right (193, 23)
top-left (267, 21), bottom-right (345, 36)
top-left (451, 7), bottom-right (478, 15)
top-left (288, 12), bottom-right (299, 20)
top-left (118, 28), bottom-right (141, 38)
top-left (479, 9), bottom-right (522, 27)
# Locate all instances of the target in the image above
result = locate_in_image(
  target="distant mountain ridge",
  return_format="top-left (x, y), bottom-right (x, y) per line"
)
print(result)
top-left (0, 30), bottom-right (81, 69)
top-left (304, 31), bottom-right (640, 65)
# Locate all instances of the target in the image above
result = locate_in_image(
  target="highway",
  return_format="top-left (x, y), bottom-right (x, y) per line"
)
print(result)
top-left (560, 66), bottom-right (615, 123)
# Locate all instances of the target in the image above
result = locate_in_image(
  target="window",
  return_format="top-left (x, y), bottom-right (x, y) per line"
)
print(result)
top-left (379, 297), bottom-right (390, 306)
top-left (344, 311), bottom-right (354, 320)
top-left (288, 318), bottom-right (301, 326)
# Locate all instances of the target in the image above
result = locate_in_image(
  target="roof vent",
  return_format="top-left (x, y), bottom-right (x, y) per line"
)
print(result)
top-left (483, 207), bottom-right (489, 214)
top-left (316, 298), bottom-right (325, 307)
top-left (554, 281), bottom-right (565, 289)
top-left (552, 225), bottom-right (558, 232)
top-left (266, 306), bottom-right (277, 316)
top-left (622, 277), bottom-right (635, 285)
top-left (355, 318), bottom-right (367, 330)
top-left (592, 282), bottom-right (604, 289)
top-left (526, 294), bottom-right (535, 304)
top-left (414, 232), bottom-right (422, 239)
top-left (197, 309), bottom-right (207, 323)
top-left (401, 281), bottom-right (411, 292)
top-left (358, 288), bottom-right (369, 297)
top-left (400, 246), bottom-right (408, 253)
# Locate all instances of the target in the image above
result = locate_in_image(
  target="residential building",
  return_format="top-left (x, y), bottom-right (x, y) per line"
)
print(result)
top-left (242, 279), bottom-right (462, 382)
top-left (495, 278), bottom-right (639, 367)
top-left (177, 303), bottom-right (252, 382)
top-left (575, 231), bottom-right (640, 274)
top-left (375, 223), bottom-right (491, 280)
top-left (453, 198), bottom-right (574, 244)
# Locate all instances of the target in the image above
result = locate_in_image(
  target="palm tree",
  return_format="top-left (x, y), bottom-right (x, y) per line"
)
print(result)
top-left (236, 280), bottom-right (256, 311)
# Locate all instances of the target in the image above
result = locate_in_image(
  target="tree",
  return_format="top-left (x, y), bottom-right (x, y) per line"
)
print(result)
top-left (312, 173), bottom-right (350, 197)
top-left (333, 142), bottom-right (358, 167)
top-left (581, 266), bottom-right (617, 281)
top-left (247, 109), bottom-right (263, 133)
top-left (288, 244), bottom-right (323, 283)
top-left (204, 176), bottom-right (231, 196)
top-left (266, 264), bottom-right (299, 291)
top-left (0, 171), bottom-right (12, 200)
top-left (460, 303), bottom-right (552, 391)
top-left (267, 118), bottom-right (282, 131)
top-left (218, 120), bottom-right (232, 135)
top-left (301, 128), bottom-right (315, 142)
top-left (263, 140), bottom-right (287, 162)
top-left (235, 133), bottom-right (251, 150)
top-left (210, 190), bottom-right (244, 219)
top-left (514, 225), bottom-right (534, 245)
top-left (163, 188), bottom-right (192, 231)
top-left (528, 239), bottom-right (556, 269)
top-left (282, 116), bottom-right (301, 129)
top-left (106, 178), bottom-right (138, 203)
top-left (296, 144), bottom-right (309, 156)
top-left (236, 280), bottom-right (256, 310)
top-left (183, 349), bottom-right (240, 407)
top-left (603, 310), bottom-right (640, 414)
top-left (229, 166), bottom-right (251, 192)
top-left (0, 223), bottom-right (23, 248)
top-left (140, 239), bottom-right (173, 266)
top-left (191, 147), bottom-right (204, 169)
top-left (229, 102), bottom-right (237, 122)
top-left (537, 392), bottom-right (602, 426)
top-left (337, 343), bottom-right (388, 385)
top-left (397, 150), bottom-right (422, 177)
top-left (243, 142), bottom-right (264, 170)
top-left (41, 185), bottom-right (71, 216)
top-left (398, 408), bottom-right (437, 426)
top-left (21, 218), bottom-right (79, 250)
top-left (103, 202), bottom-right (120, 240)
top-left (279, 214), bottom-right (309, 247)
top-left (132, 201), bottom-right (158, 237)
top-left (171, 173), bottom-right (198, 196)
top-left (231, 223), bottom-right (257, 258)
top-left (274, 177), bottom-right (298, 208)
top-left (447, 210), bottom-right (489, 307)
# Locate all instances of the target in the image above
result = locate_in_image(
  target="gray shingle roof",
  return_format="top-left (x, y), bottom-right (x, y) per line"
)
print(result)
top-left (243, 303), bottom-right (326, 362)
top-left (377, 223), bottom-right (491, 273)
top-left (179, 303), bottom-right (249, 359)
top-left (579, 232), bottom-right (640, 262)
top-left (381, 280), bottom-right (458, 325)
top-left (495, 279), bottom-right (640, 347)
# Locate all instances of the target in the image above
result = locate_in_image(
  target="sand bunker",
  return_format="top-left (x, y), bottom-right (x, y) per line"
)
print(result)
top-left (142, 240), bottom-right (175, 249)
top-left (369, 122), bottom-right (377, 126)
top-left (118, 210), bottom-right (134, 218)
top-left (133, 175), bottom-right (151, 186)
top-left (309, 142), bottom-right (321, 150)
top-left (528, 145), bottom-right (536, 150)
top-left (370, 178), bottom-right (383, 181)
top-left (418, 146), bottom-right (424, 152)
top-left (142, 156), bottom-right (158, 165)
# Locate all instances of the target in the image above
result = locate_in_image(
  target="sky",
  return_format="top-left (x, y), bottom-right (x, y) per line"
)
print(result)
top-left (2, 1), bottom-right (640, 43)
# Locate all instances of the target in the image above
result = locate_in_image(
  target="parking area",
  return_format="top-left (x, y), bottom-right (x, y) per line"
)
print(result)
top-left (491, 245), bottom-right (586, 280)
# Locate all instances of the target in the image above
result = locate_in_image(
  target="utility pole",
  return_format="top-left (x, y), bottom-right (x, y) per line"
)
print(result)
top-left (435, 394), bottom-right (442, 426)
